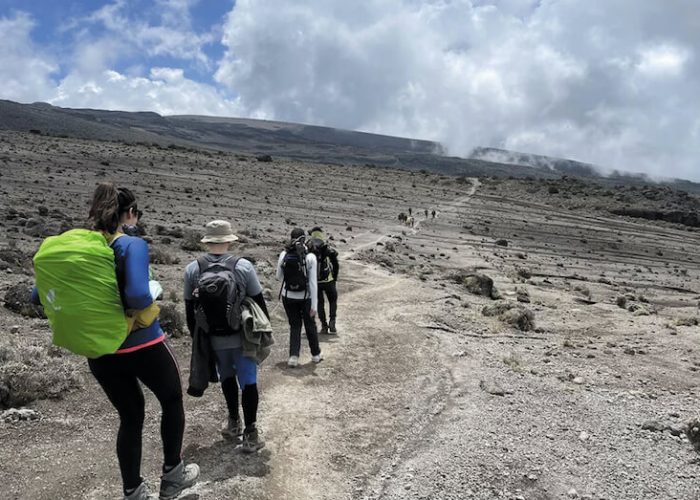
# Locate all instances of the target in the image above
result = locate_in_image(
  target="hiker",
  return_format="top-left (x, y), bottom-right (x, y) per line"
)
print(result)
top-left (424, 208), bottom-right (428, 217)
top-left (32, 183), bottom-right (198, 500)
top-left (276, 227), bottom-right (322, 367)
top-left (431, 209), bottom-right (436, 219)
top-left (307, 226), bottom-right (340, 335)
top-left (408, 207), bottom-right (412, 216)
top-left (183, 220), bottom-right (271, 454)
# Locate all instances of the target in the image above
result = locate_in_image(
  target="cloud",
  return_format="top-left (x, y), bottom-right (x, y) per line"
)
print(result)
top-left (0, 7), bottom-right (238, 117)
top-left (0, 12), bottom-right (58, 102)
top-left (51, 67), bottom-right (241, 116)
top-left (84, 0), bottom-right (214, 66)
top-left (216, 0), bottom-right (700, 180)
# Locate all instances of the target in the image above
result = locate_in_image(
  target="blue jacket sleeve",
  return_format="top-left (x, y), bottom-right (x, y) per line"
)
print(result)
top-left (123, 238), bottom-right (153, 310)
top-left (31, 287), bottom-right (40, 305)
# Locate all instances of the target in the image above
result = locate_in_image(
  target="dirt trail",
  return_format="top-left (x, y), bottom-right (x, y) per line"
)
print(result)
top-left (179, 222), bottom-right (461, 500)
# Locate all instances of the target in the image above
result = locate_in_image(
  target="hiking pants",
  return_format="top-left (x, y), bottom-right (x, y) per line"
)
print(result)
top-left (282, 297), bottom-right (321, 357)
top-left (317, 281), bottom-right (338, 327)
top-left (88, 341), bottom-right (184, 492)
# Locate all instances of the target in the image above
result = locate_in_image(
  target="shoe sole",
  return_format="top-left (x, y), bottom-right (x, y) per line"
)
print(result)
top-left (159, 482), bottom-right (196, 500)
top-left (222, 431), bottom-right (243, 443)
top-left (241, 442), bottom-right (266, 454)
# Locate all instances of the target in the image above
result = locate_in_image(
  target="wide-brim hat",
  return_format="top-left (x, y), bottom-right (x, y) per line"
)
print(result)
top-left (201, 220), bottom-right (239, 243)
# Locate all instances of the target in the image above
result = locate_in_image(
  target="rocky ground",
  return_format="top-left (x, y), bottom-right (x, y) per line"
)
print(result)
top-left (1, 130), bottom-right (699, 500)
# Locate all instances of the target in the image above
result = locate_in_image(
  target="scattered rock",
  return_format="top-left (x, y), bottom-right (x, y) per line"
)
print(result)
top-left (23, 217), bottom-right (46, 237)
top-left (460, 273), bottom-right (500, 300)
top-left (516, 287), bottom-right (530, 303)
top-left (641, 420), bottom-right (666, 432)
top-left (3, 283), bottom-right (45, 318)
top-left (1, 408), bottom-right (39, 423)
top-left (256, 154), bottom-right (273, 162)
top-left (495, 239), bottom-right (508, 247)
top-left (479, 379), bottom-right (509, 396)
top-left (675, 317), bottom-right (699, 327)
top-left (686, 419), bottom-right (700, 453)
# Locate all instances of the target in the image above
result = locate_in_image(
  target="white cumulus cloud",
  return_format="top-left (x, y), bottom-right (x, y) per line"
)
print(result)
top-left (0, 12), bottom-right (58, 102)
top-left (216, 0), bottom-right (700, 180)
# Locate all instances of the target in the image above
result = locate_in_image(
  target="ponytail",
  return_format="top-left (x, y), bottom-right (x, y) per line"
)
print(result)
top-left (89, 183), bottom-right (137, 233)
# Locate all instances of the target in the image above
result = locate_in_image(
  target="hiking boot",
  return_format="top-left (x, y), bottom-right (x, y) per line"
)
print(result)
top-left (221, 416), bottom-right (243, 443)
top-left (328, 320), bottom-right (337, 334)
top-left (159, 461), bottom-right (200, 500)
top-left (241, 427), bottom-right (265, 454)
top-left (287, 355), bottom-right (299, 368)
top-left (319, 324), bottom-right (329, 335)
top-left (312, 352), bottom-right (323, 364)
top-left (124, 481), bottom-right (157, 500)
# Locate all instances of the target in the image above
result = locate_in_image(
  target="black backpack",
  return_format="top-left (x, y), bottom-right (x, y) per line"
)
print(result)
top-left (281, 239), bottom-right (308, 295)
top-left (308, 237), bottom-right (332, 281)
top-left (194, 256), bottom-right (244, 336)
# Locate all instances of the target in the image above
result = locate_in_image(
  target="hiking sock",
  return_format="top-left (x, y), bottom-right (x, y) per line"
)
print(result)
top-left (241, 384), bottom-right (259, 428)
top-left (221, 377), bottom-right (240, 420)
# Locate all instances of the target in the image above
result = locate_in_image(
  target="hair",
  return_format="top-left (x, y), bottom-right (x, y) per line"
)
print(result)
top-left (88, 183), bottom-right (137, 233)
top-left (290, 227), bottom-right (305, 240)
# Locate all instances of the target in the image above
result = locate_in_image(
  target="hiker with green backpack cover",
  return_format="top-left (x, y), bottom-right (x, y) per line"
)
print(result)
top-left (32, 183), bottom-right (198, 500)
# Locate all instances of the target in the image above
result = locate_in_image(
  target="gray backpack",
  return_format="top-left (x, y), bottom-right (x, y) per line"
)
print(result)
top-left (194, 256), bottom-right (245, 336)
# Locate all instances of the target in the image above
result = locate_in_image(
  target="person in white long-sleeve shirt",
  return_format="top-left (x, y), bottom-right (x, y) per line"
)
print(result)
top-left (276, 227), bottom-right (322, 367)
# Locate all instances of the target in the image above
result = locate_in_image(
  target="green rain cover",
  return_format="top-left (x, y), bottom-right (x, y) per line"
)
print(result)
top-left (34, 229), bottom-right (128, 358)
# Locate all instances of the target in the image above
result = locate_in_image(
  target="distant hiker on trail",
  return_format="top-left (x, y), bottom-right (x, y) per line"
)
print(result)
top-left (307, 226), bottom-right (340, 335)
top-left (424, 208), bottom-right (428, 217)
top-left (32, 183), bottom-right (199, 500)
top-left (184, 220), bottom-right (271, 454)
top-left (431, 209), bottom-right (436, 219)
top-left (277, 227), bottom-right (322, 367)
top-left (408, 207), bottom-right (412, 216)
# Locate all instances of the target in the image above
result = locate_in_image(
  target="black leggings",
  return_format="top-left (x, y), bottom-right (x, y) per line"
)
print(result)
top-left (317, 281), bottom-right (338, 326)
top-left (283, 297), bottom-right (320, 357)
top-left (88, 341), bottom-right (185, 491)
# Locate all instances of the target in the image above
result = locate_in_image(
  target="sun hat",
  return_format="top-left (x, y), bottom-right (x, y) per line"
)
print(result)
top-left (201, 220), bottom-right (239, 243)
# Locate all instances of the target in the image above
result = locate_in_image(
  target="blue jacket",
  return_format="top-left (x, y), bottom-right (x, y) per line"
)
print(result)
top-left (111, 235), bottom-right (163, 352)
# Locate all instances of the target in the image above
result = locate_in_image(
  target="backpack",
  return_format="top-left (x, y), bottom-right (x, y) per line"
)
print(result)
top-left (307, 237), bottom-right (333, 281)
top-left (194, 256), bottom-right (244, 336)
top-left (281, 239), bottom-right (308, 295)
top-left (33, 229), bottom-right (129, 358)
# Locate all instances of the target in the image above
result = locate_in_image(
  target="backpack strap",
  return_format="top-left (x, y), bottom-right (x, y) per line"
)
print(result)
top-left (222, 256), bottom-right (241, 275)
top-left (196, 255), bottom-right (211, 275)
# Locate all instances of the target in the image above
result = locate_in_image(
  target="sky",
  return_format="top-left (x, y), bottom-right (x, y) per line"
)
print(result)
top-left (1, 0), bottom-right (699, 180)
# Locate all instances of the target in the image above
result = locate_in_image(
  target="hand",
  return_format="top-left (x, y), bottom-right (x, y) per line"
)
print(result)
top-left (309, 308), bottom-right (317, 318)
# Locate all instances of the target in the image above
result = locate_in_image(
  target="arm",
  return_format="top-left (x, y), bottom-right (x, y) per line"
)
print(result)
top-left (275, 251), bottom-right (285, 281)
top-left (185, 300), bottom-right (196, 337)
top-left (238, 259), bottom-right (268, 320)
top-left (307, 253), bottom-right (318, 312)
top-left (123, 238), bottom-right (153, 310)
top-left (251, 293), bottom-right (270, 320)
top-left (183, 263), bottom-right (197, 336)
top-left (329, 248), bottom-right (339, 281)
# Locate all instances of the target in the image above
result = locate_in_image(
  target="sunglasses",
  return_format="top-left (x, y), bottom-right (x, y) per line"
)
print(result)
top-left (127, 205), bottom-right (143, 220)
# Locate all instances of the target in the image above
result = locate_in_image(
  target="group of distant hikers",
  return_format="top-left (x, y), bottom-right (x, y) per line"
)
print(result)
top-left (30, 183), bottom-right (341, 499)
top-left (398, 207), bottom-right (437, 227)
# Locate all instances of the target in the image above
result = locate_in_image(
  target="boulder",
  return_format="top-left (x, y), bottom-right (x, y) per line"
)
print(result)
top-left (3, 283), bottom-right (45, 318)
